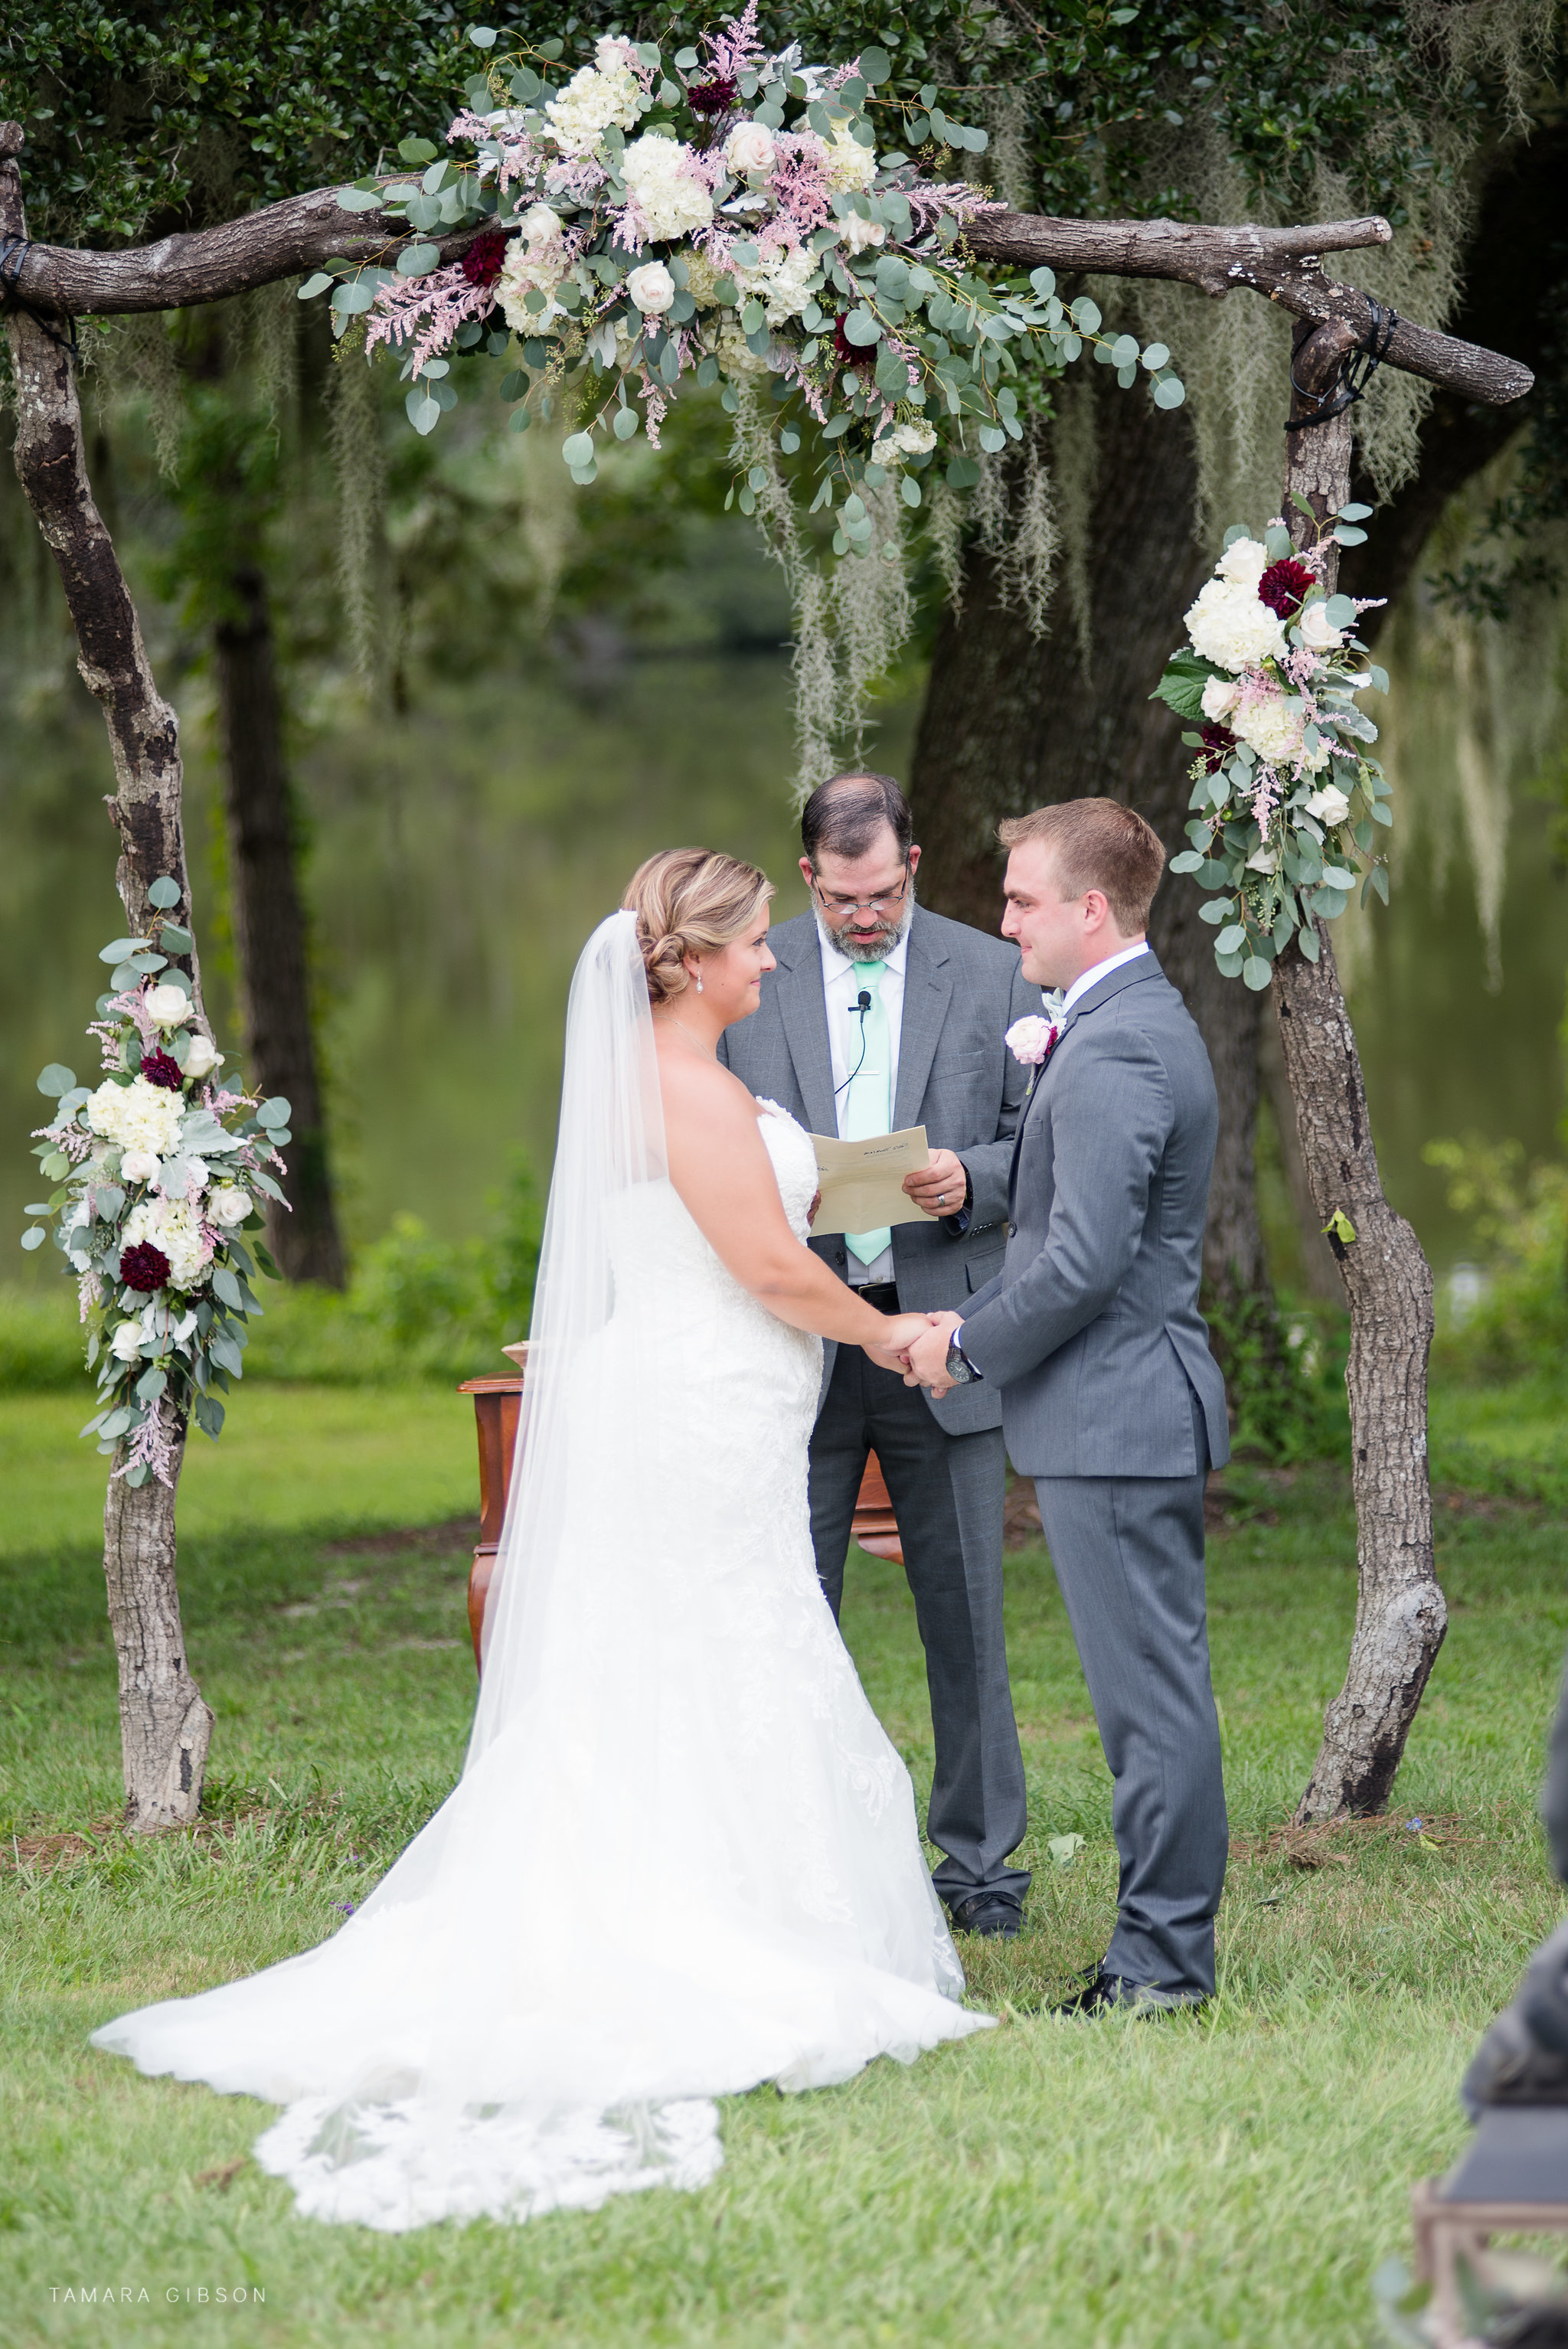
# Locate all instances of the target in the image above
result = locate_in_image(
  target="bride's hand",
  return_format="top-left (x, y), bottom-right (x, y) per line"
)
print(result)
top-left (860, 1311), bottom-right (941, 1378)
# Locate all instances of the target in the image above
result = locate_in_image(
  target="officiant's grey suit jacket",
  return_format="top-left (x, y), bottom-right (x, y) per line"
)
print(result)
top-left (718, 903), bottom-right (1037, 1436)
top-left (961, 951), bottom-right (1231, 1478)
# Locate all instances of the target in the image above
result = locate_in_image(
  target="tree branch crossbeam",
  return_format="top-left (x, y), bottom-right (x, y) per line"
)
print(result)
top-left (0, 123), bottom-right (1534, 415)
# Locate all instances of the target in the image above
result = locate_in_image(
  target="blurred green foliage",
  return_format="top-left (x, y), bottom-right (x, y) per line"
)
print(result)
top-left (1426, 1134), bottom-right (1568, 1385)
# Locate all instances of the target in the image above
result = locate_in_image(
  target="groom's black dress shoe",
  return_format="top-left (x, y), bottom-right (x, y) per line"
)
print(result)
top-left (947, 1893), bottom-right (1022, 1939)
top-left (1049, 1966), bottom-right (1209, 2017)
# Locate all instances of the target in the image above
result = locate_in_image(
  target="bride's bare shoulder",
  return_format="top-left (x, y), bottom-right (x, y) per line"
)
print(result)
top-left (654, 1033), bottom-right (763, 1134)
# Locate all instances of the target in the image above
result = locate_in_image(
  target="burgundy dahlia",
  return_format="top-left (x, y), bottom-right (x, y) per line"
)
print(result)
top-left (687, 75), bottom-right (737, 115)
top-left (831, 312), bottom-right (858, 366)
top-left (460, 230), bottom-right (508, 289)
top-left (1198, 723), bottom-right (1235, 775)
top-left (121, 1241), bottom-right (171, 1294)
top-left (140, 1049), bottom-right (185, 1090)
top-left (1256, 557), bottom-right (1315, 618)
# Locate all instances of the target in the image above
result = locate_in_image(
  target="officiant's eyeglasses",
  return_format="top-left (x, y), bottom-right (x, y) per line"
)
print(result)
top-left (810, 863), bottom-right (912, 917)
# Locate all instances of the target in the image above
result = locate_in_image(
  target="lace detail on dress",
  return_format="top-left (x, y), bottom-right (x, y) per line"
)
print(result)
top-left (89, 1098), bottom-right (987, 2231)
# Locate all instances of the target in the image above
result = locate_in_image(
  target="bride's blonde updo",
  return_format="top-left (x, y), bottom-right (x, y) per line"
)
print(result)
top-left (622, 848), bottom-right (774, 1005)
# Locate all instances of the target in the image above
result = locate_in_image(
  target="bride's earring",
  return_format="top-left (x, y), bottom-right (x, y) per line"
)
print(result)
top-left (694, 968), bottom-right (704, 994)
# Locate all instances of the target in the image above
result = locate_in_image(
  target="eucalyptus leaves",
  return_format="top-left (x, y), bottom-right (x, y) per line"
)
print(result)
top-left (1152, 507), bottom-right (1391, 989)
top-left (302, 4), bottom-right (1184, 534)
top-left (22, 879), bottom-right (290, 1487)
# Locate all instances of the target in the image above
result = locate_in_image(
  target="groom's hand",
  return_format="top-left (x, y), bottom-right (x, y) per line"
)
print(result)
top-left (903, 1148), bottom-right (968, 1217)
top-left (861, 1312), bottom-right (937, 1377)
top-left (903, 1312), bottom-right (962, 1396)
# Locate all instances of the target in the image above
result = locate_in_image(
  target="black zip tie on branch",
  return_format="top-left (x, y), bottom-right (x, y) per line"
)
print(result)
top-left (0, 234), bottom-right (79, 358)
top-left (1285, 295), bottom-right (1397, 433)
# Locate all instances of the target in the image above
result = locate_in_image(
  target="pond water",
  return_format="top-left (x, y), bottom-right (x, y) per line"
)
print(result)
top-left (2, 550), bottom-right (1563, 1289)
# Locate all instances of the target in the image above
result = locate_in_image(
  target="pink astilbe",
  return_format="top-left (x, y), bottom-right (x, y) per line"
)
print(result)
top-left (704, 0), bottom-right (767, 84)
top-left (113, 1393), bottom-right (179, 1489)
top-left (446, 109), bottom-right (546, 198)
top-left (1282, 645), bottom-right (1323, 687)
top-left (898, 177), bottom-right (1004, 234)
top-left (544, 152), bottom-right (610, 206)
top-left (767, 132), bottom-right (835, 233)
top-left (365, 263), bottom-right (501, 376)
top-left (31, 1116), bottom-right (93, 1162)
top-left (77, 1269), bottom-right (103, 1322)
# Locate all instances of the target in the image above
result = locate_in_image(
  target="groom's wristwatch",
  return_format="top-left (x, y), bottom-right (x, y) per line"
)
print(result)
top-left (943, 1324), bottom-right (981, 1386)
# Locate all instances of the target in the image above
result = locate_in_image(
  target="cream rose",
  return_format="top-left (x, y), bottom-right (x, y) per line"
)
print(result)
top-left (1305, 783), bottom-right (1352, 827)
top-left (840, 212), bottom-right (886, 255)
top-left (182, 1034), bottom-right (223, 1080)
top-left (724, 120), bottom-right (776, 177)
top-left (120, 1148), bottom-right (161, 1186)
top-left (1246, 846), bottom-right (1279, 874)
top-left (207, 1184), bottom-right (253, 1228)
top-left (1200, 675), bottom-right (1241, 722)
top-left (1217, 536), bottom-right (1269, 589)
top-left (1298, 601), bottom-right (1346, 652)
top-left (626, 260), bottom-right (676, 314)
top-left (109, 1321), bottom-right (145, 1364)
top-left (143, 983), bottom-right (193, 1028)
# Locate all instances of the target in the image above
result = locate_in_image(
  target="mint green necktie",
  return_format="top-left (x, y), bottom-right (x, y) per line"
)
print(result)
top-left (844, 958), bottom-right (893, 1267)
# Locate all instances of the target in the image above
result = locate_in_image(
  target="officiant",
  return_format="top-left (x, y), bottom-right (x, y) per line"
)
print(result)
top-left (720, 770), bottom-right (1039, 1938)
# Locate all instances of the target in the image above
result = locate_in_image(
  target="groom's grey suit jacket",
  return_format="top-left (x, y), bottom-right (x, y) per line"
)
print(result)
top-left (961, 952), bottom-right (1230, 1478)
top-left (717, 902), bottom-right (1037, 1436)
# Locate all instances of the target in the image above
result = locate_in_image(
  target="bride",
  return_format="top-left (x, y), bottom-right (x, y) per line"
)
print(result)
top-left (91, 847), bottom-right (995, 2231)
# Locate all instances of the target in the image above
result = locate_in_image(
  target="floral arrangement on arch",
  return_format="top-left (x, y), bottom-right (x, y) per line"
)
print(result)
top-left (302, 4), bottom-right (1184, 542)
top-left (21, 878), bottom-right (291, 1488)
top-left (1152, 504), bottom-right (1392, 989)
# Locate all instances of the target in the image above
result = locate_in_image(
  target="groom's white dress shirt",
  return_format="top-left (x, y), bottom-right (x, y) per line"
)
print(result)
top-left (817, 916), bottom-right (910, 1288)
top-left (1060, 939), bottom-right (1150, 1016)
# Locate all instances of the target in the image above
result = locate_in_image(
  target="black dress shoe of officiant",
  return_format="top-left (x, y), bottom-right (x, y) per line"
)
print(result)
top-left (947, 1893), bottom-right (1022, 1939)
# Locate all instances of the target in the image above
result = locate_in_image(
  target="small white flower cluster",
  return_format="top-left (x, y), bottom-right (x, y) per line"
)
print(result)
top-left (543, 37), bottom-right (643, 153)
top-left (620, 133), bottom-right (714, 240)
top-left (87, 1075), bottom-right (185, 1161)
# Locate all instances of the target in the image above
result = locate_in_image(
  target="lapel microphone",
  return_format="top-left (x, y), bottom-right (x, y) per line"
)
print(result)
top-left (835, 989), bottom-right (874, 1099)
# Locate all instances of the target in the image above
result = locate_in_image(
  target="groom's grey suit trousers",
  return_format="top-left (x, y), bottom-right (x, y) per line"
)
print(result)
top-left (718, 904), bottom-right (1037, 1910)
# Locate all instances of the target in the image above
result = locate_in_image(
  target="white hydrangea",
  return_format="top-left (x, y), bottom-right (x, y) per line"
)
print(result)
top-left (620, 135), bottom-right (714, 239)
top-left (87, 1076), bottom-right (185, 1161)
top-left (1184, 578), bottom-right (1285, 674)
top-left (544, 55), bottom-right (642, 152)
top-left (823, 126), bottom-right (877, 192)
top-left (1217, 536), bottom-right (1269, 589)
top-left (872, 417), bottom-right (937, 463)
top-left (684, 249), bottom-right (727, 309)
top-left (714, 321), bottom-right (773, 378)
top-left (735, 242), bottom-right (817, 325)
top-left (122, 1196), bottom-right (212, 1292)
top-left (497, 204), bottom-right (570, 336)
top-left (1231, 688), bottom-right (1302, 766)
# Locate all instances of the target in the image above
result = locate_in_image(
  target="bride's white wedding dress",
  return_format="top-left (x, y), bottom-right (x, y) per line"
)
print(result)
top-left (91, 912), bottom-right (991, 2232)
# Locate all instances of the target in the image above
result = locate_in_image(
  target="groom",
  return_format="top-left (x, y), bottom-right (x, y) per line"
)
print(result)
top-left (719, 769), bottom-right (1040, 1937)
top-left (904, 798), bottom-right (1231, 2010)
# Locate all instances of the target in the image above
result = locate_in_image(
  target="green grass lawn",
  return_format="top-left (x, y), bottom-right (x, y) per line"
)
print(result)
top-left (2, 1377), bottom-right (1566, 2347)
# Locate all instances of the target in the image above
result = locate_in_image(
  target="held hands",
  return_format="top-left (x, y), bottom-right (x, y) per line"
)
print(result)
top-left (901, 1311), bottom-right (963, 1398)
top-left (902, 1148), bottom-right (968, 1218)
top-left (861, 1312), bottom-right (938, 1378)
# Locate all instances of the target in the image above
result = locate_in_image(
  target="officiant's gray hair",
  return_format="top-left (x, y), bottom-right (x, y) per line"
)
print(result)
top-left (623, 848), bottom-right (774, 1005)
top-left (800, 771), bottom-right (913, 868)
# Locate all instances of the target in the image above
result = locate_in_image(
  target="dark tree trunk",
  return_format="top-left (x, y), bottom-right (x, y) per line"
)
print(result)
top-left (1276, 319), bottom-right (1445, 1821)
top-left (2, 124), bottom-right (212, 1828)
top-left (912, 383), bottom-right (1271, 1307)
top-left (214, 565), bottom-right (345, 1288)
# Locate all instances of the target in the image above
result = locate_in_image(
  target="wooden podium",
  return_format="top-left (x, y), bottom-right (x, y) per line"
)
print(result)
top-left (457, 1353), bottom-right (903, 1671)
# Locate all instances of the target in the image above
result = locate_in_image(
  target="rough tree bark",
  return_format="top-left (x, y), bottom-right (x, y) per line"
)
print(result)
top-left (912, 384), bottom-right (1271, 1308)
top-left (1, 122), bottom-right (213, 1828)
top-left (214, 566), bottom-right (345, 1286)
top-left (1275, 318), bottom-right (1445, 1820)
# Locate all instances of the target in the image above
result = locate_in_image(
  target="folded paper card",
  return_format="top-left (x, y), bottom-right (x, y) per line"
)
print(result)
top-left (806, 1126), bottom-right (936, 1237)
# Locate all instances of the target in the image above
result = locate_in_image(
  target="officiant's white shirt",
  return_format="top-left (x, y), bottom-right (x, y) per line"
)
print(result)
top-left (816, 916), bottom-right (910, 1288)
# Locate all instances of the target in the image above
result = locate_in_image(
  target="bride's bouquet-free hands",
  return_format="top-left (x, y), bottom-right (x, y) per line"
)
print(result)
top-left (862, 1309), bottom-right (957, 1390)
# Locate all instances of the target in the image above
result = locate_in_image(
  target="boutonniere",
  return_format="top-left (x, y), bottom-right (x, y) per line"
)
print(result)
top-left (1005, 992), bottom-right (1068, 1072)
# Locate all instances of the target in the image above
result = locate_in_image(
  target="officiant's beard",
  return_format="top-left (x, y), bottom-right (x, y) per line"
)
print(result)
top-left (819, 892), bottom-right (916, 964)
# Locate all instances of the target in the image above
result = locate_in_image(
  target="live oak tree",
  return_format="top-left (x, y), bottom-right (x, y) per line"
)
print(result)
top-left (0, 3), bottom-right (1540, 1828)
